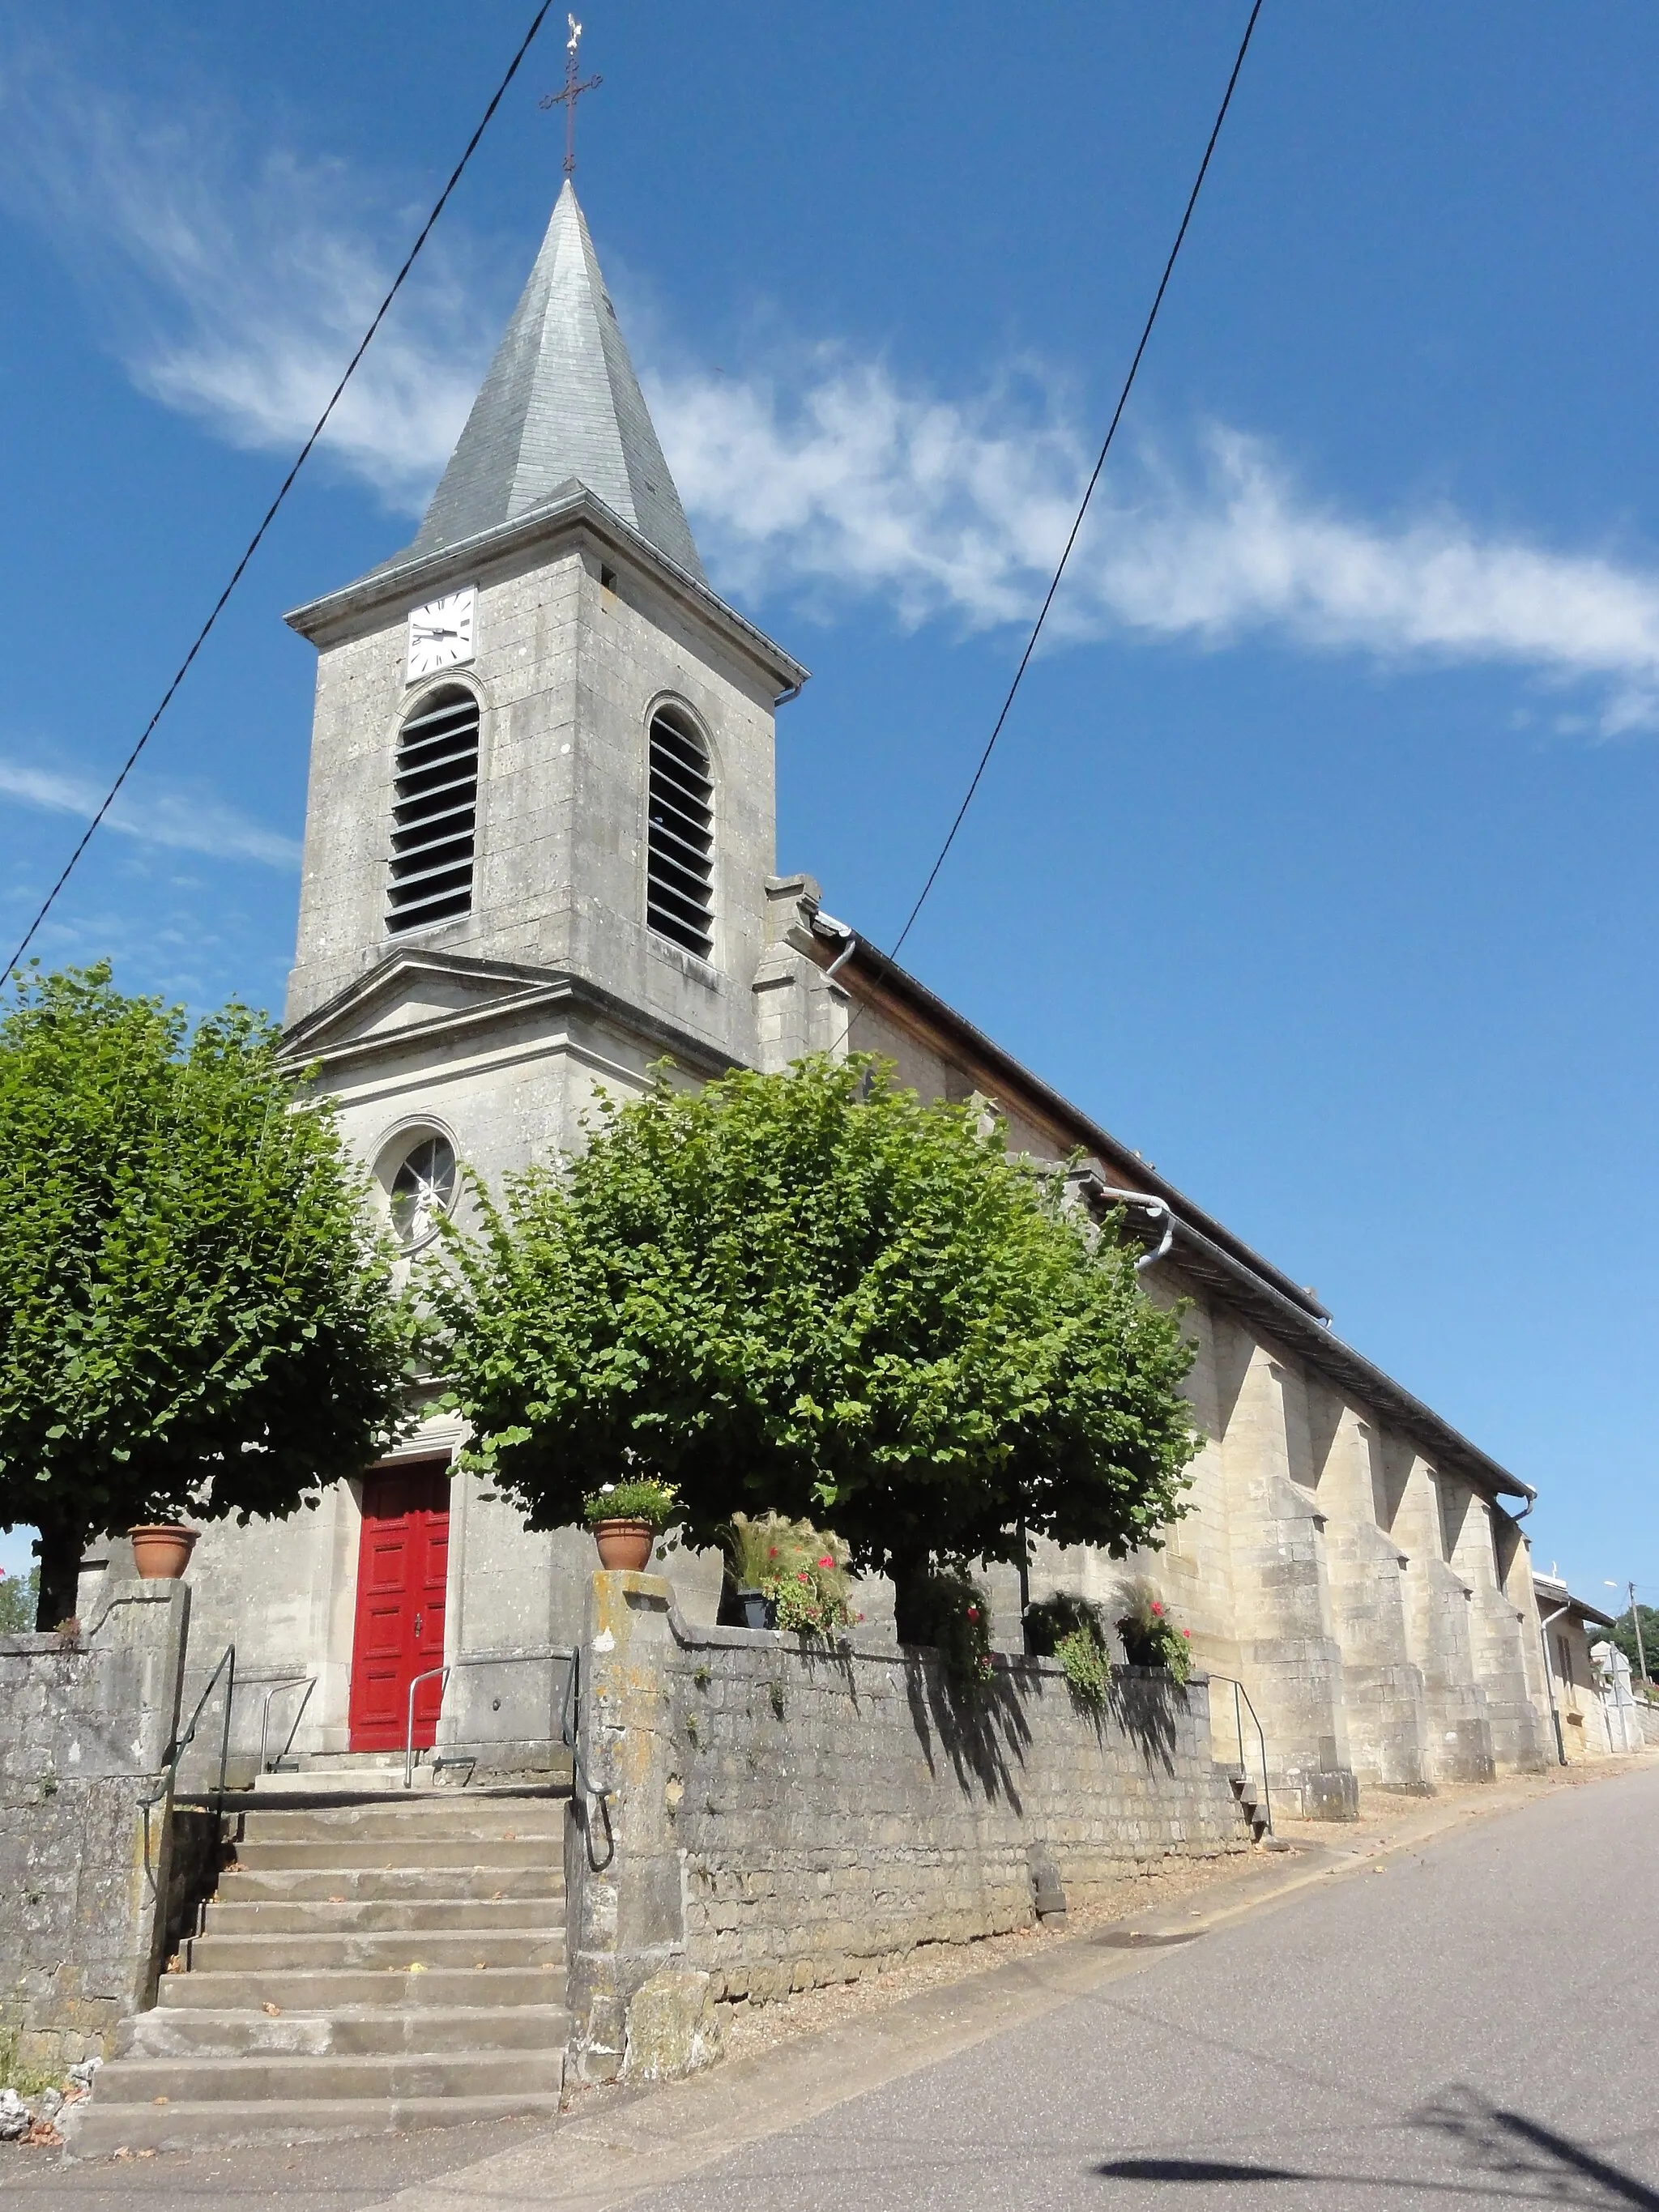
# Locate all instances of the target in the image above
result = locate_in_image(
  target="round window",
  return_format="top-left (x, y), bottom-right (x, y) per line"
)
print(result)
top-left (388, 1134), bottom-right (457, 1248)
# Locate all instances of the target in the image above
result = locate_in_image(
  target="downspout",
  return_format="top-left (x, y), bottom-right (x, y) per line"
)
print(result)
top-left (1537, 1601), bottom-right (1570, 1767)
top-left (1091, 1187), bottom-right (1175, 1273)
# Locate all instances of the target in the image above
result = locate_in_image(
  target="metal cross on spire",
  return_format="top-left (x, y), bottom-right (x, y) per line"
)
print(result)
top-left (539, 15), bottom-right (602, 177)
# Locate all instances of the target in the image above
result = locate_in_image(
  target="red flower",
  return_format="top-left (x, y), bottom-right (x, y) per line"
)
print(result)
top-left (817, 1556), bottom-right (834, 1569)
top-left (966, 1606), bottom-right (979, 1621)
top-left (1149, 1601), bottom-right (1164, 1617)
top-left (797, 1568), bottom-right (809, 1581)
top-left (768, 1545), bottom-right (779, 1558)
top-left (1182, 1629), bottom-right (1190, 1639)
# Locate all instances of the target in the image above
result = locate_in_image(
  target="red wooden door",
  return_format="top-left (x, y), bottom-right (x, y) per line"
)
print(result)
top-left (348, 1464), bottom-right (451, 1753)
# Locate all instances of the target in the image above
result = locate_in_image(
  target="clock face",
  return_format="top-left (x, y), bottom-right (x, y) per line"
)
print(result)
top-left (406, 588), bottom-right (476, 680)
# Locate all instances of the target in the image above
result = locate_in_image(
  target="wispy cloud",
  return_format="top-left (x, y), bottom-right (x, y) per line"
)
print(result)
top-left (9, 55), bottom-right (1659, 731)
top-left (0, 760), bottom-right (301, 869)
top-left (0, 56), bottom-right (489, 505)
top-left (650, 364), bottom-right (1659, 731)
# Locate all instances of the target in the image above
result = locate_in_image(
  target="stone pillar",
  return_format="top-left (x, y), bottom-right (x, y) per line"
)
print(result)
top-left (564, 1571), bottom-right (719, 2084)
top-left (1383, 1449), bottom-right (1495, 1784)
top-left (1214, 1324), bottom-right (1358, 1818)
top-left (0, 1579), bottom-right (190, 2069)
top-left (1444, 1485), bottom-right (1549, 1775)
top-left (1313, 1404), bottom-right (1431, 1792)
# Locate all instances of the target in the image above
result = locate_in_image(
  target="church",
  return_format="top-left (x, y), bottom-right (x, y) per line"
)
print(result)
top-left (152, 177), bottom-right (1557, 1818)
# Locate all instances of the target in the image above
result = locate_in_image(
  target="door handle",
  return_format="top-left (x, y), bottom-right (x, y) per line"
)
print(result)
top-left (414, 1612), bottom-right (423, 1640)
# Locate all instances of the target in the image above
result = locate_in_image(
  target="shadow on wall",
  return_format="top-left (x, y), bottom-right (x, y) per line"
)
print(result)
top-left (1096, 2083), bottom-right (1659, 2206)
top-left (902, 1655), bottom-right (1181, 1809)
top-left (902, 1655), bottom-right (1033, 1809)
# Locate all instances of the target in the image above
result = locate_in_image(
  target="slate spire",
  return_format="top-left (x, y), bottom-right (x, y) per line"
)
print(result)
top-left (405, 181), bottom-right (704, 580)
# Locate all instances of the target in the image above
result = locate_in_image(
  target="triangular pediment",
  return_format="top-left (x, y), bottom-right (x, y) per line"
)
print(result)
top-left (283, 950), bottom-right (571, 1068)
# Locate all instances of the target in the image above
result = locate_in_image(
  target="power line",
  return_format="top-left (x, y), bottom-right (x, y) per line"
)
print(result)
top-left (2, 0), bottom-right (561, 982)
top-left (880, 0), bottom-right (1265, 976)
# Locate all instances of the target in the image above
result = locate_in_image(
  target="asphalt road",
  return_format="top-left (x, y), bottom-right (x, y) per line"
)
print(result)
top-left (5, 1764), bottom-right (1656, 2212)
top-left (629, 1762), bottom-right (1659, 2212)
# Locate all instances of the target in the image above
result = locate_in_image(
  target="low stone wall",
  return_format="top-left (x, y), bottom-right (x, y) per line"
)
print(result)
top-left (565, 1571), bottom-right (1251, 2082)
top-left (0, 1582), bottom-right (190, 2069)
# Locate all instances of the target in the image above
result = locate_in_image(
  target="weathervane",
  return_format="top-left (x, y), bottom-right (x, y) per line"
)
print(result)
top-left (540, 15), bottom-right (602, 178)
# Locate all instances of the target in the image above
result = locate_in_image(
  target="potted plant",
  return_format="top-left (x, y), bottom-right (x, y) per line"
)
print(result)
top-left (582, 1479), bottom-right (678, 1571)
top-left (721, 1512), bottom-right (859, 1634)
top-left (1115, 1581), bottom-right (1192, 1682)
top-left (127, 1524), bottom-right (199, 1580)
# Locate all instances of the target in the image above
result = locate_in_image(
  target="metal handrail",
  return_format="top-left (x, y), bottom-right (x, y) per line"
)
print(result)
top-left (144, 1642), bottom-right (237, 1811)
top-left (257, 1675), bottom-right (316, 1774)
top-left (1205, 1672), bottom-right (1273, 1837)
top-left (403, 1646), bottom-right (578, 1789)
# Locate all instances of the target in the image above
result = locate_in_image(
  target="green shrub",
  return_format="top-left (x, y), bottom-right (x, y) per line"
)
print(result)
top-left (723, 1511), bottom-right (856, 1634)
top-left (903, 1563), bottom-right (993, 1690)
top-left (581, 1478), bottom-right (680, 1530)
top-left (1115, 1580), bottom-right (1192, 1683)
top-left (1024, 1592), bottom-right (1115, 1708)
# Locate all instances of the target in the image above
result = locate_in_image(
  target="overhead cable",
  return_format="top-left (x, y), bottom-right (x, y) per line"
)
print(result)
top-left (878, 0), bottom-right (1265, 976)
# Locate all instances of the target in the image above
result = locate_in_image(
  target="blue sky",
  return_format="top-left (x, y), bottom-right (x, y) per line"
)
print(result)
top-left (0, 2), bottom-right (1654, 1609)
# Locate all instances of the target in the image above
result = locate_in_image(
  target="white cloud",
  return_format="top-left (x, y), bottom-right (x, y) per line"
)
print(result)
top-left (0, 59), bottom-right (488, 505)
top-left (0, 760), bottom-right (301, 869)
top-left (8, 56), bottom-right (1659, 731)
top-left (650, 365), bottom-right (1659, 731)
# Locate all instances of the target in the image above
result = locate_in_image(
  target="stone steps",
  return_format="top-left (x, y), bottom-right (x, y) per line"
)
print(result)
top-left (65, 1783), bottom-right (573, 2158)
top-left (66, 2092), bottom-right (565, 2159)
top-left (84, 2048), bottom-right (565, 2106)
top-left (154, 1967), bottom-right (565, 2012)
top-left (117, 2004), bottom-right (570, 2060)
top-left (177, 1929), bottom-right (565, 1974)
top-left (219, 1863), bottom-right (560, 1903)
top-left (229, 1836), bottom-right (559, 1871)
top-left (203, 1896), bottom-right (563, 1934)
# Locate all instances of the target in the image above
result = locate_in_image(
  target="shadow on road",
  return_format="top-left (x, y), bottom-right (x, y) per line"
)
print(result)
top-left (1095, 2083), bottom-right (1659, 2204)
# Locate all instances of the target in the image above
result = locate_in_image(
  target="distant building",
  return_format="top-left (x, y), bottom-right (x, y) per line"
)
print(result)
top-left (1531, 1575), bottom-right (1642, 1760)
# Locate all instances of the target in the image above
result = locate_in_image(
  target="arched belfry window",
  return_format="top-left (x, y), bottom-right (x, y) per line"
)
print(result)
top-left (646, 706), bottom-right (714, 960)
top-left (386, 684), bottom-right (480, 936)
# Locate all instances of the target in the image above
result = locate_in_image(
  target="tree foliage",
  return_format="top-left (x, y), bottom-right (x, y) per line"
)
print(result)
top-left (0, 966), bottom-right (417, 1627)
top-left (0, 1566), bottom-right (38, 1637)
top-left (1597, 1603), bottom-right (1659, 1684)
top-left (429, 1055), bottom-right (1199, 1630)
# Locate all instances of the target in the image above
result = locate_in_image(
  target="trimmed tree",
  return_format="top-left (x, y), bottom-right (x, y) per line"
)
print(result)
top-left (0, 965), bottom-right (418, 1630)
top-left (429, 1054), bottom-right (1199, 1636)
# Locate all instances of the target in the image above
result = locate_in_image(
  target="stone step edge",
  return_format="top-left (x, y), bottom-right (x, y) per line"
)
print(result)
top-left (63, 2090), bottom-right (565, 2159)
top-left (89, 2048), bottom-right (569, 2102)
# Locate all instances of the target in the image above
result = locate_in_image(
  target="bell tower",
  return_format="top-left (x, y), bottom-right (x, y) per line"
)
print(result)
top-left (279, 181), bottom-right (808, 1198)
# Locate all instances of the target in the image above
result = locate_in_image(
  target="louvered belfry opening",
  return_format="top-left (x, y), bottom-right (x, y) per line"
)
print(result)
top-left (646, 708), bottom-right (714, 959)
top-left (387, 685), bottom-right (480, 935)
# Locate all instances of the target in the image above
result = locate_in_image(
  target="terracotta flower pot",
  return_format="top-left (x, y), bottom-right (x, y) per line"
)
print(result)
top-left (591, 1518), bottom-right (655, 1572)
top-left (129, 1524), bottom-right (198, 1580)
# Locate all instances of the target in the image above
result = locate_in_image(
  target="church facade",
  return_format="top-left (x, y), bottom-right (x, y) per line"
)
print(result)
top-left (154, 180), bottom-right (1556, 1816)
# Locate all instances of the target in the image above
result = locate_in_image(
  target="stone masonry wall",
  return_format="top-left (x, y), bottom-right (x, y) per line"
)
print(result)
top-left (0, 1581), bottom-right (190, 2069)
top-left (565, 1571), bottom-right (1252, 2082)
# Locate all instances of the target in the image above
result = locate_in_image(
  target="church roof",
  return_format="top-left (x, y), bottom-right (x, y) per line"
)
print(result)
top-left (397, 180), bottom-right (704, 582)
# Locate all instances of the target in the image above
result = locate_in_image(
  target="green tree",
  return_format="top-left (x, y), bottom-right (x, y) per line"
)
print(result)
top-left (1599, 1603), bottom-right (1659, 1684)
top-left (0, 1565), bottom-right (38, 1635)
top-left (0, 965), bottom-right (418, 1630)
top-left (429, 1055), bottom-right (1199, 1636)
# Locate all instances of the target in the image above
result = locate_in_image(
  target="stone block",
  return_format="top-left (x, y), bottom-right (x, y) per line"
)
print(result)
top-left (623, 1967), bottom-right (723, 2081)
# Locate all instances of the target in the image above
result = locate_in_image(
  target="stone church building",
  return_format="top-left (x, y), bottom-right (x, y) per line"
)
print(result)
top-left (157, 179), bottom-right (1556, 1818)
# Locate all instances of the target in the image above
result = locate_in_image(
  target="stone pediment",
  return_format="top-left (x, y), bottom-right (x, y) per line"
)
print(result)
top-left (282, 950), bottom-right (570, 1072)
